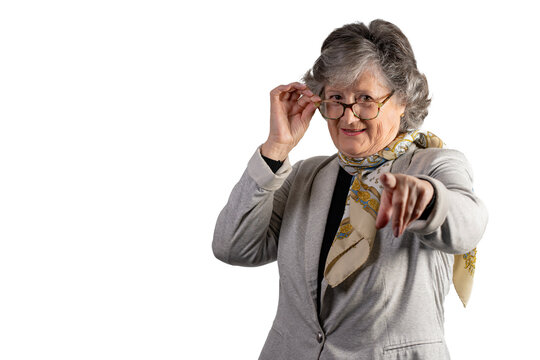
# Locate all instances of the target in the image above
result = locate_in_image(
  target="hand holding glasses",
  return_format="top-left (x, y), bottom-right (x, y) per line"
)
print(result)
top-left (261, 82), bottom-right (322, 161)
top-left (261, 83), bottom-right (394, 161)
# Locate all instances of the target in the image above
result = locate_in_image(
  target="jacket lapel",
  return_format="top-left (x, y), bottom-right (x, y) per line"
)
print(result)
top-left (303, 155), bottom-right (339, 319)
top-left (302, 146), bottom-right (419, 320)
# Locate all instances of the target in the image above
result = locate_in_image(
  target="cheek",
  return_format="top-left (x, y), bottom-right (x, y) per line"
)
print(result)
top-left (370, 117), bottom-right (399, 147)
top-left (365, 120), bottom-right (383, 137)
top-left (328, 121), bottom-right (337, 132)
top-left (389, 105), bottom-right (405, 131)
top-left (374, 122), bottom-right (386, 141)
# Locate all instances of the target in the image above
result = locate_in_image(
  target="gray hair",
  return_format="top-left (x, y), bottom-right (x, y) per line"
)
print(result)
top-left (302, 19), bottom-right (430, 132)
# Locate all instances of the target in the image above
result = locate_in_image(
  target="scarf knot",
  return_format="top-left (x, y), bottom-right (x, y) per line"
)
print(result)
top-left (337, 130), bottom-right (432, 175)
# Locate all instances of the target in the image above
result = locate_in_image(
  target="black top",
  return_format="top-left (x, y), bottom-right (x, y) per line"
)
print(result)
top-left (316, 166), bottom-right (352, 314)
top-left (260, 154), bottom-right (434, 315)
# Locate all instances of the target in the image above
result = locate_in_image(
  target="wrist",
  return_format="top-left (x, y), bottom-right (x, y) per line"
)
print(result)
top-left (261, 141), bottom-right (290, 161)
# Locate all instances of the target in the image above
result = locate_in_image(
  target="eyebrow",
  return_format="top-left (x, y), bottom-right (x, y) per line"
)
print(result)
top-left (325, 88), bottom-right (374, 95)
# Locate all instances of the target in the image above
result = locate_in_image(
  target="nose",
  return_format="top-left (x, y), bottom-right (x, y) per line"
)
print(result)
top-left (340, 106), bottom-right (359, 125)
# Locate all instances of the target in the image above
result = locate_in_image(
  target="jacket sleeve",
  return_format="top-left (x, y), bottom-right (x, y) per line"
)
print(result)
top-left (407, 148), bottom-right (488, 254)
top-left (212, 146), bottom-right (300, 266)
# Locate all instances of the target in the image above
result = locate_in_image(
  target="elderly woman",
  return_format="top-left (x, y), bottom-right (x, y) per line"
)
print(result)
top-left (212, 19), bottom-right (487, 360)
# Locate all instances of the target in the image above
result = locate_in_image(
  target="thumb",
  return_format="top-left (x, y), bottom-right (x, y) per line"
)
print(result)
top-left (376, 173), bottom-right (396, 230)
top-left (302, 102), bottom-right (317, 120)
top-left (376, 188), bottom-right (393, 229)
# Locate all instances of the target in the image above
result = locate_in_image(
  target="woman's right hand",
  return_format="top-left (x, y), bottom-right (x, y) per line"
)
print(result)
top-left (261, 82), bottom-right (321, 161)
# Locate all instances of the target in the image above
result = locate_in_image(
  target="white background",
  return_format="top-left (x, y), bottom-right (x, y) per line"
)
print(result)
top-left (1, 0), bottom-right (539, 359)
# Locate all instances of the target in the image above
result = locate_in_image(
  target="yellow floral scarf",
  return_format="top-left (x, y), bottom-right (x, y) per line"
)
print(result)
top-left (323, 130), bottom-right (476, 307)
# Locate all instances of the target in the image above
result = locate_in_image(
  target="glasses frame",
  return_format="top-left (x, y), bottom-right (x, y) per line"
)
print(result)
top-left (316, 90), bottom-right (395, 121)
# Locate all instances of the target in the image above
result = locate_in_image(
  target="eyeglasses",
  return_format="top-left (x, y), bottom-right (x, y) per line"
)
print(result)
top-left (316, 90), bottom-right (395, 121)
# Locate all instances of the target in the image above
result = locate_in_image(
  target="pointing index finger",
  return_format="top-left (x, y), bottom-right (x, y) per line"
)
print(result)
top-left (381, 173), bottom-right (397, 189)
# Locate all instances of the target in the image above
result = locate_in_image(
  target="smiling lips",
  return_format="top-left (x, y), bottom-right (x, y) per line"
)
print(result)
top-left (341, 128), bottom-right (366, 136)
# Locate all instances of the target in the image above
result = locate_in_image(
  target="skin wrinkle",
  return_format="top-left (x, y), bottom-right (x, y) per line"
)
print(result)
top-left (326, 70), bottom-right (404, 158)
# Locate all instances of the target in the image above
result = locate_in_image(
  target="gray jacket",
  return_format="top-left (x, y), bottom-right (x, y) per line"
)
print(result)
top-left (212, 145), bottom-right (488, 360)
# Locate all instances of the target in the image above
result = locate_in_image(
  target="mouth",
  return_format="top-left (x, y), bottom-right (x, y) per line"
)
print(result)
top-left (341, 128), bottom-right (366, 136)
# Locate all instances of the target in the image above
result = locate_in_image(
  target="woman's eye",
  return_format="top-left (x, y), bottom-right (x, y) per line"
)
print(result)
top-left (329, 94), bottom-right (342, 100)
top-left (358, 95), bottom-right (373, 102)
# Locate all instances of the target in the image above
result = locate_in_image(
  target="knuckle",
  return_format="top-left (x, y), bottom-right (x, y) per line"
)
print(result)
top-left (394, 199), bottom-right (404, 207)
top-left (396, 179), bottom-right (407, 190)
top-left (403, 209), bottom-right (411, 219)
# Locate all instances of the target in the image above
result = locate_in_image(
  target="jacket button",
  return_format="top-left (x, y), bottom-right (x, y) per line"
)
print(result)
top-left (317, 332), bottom-right (324, 343)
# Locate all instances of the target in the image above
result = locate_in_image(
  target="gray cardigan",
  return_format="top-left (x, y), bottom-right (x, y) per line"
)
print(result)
top-left (212, 144), bottom-right (488, 360)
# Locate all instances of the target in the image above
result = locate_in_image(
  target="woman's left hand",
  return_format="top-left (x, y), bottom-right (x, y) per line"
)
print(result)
top-left (375, 173), bottom-right (434, 237)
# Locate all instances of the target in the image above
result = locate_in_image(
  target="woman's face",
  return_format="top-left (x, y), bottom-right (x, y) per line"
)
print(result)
top-left (325, 70), bottom-right (405, 158)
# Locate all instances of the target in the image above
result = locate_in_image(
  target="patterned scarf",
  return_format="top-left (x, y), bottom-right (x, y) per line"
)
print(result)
top-left (323, 130), bottom-right (476, 307)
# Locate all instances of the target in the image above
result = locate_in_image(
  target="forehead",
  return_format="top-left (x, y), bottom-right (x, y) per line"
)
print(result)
top-left (326, 70), bottom-right (389, 94)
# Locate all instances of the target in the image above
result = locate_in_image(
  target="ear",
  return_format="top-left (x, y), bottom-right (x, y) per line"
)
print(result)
top-left (396, 98), bottom-right (407, 116)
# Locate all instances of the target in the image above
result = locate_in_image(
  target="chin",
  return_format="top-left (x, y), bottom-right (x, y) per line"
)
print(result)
top-left (336, 139), bottom-right (372, 158)
top-left (341, 148), bottom-right (369, 158)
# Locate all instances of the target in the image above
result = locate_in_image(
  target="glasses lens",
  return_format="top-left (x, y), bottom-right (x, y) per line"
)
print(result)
top-left (320, 101), bottom-right (343, 120)
top-left (353, 102), bottom-right (378, 120)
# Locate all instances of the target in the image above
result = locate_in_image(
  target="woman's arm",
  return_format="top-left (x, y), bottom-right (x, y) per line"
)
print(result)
top-left (406, 148), bottom-right (488, 254)
top-left (212, 147), bottom-right (300, 266)
top-left (213, 82), bottom-right (319, 266)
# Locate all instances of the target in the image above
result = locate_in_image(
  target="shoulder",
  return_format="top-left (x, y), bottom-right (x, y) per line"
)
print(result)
top-left (392, 144), bottom-right (473, 175)
top-left (298, 153), bottom-right (337, 168)
top-left (293, 153), bottom-right (337, 173)
top-left (397, 146), bottom-right (475, 185)
top-left (410, 147), bottom-right (470, 169)
top-left (288, 153), bottom-right (339, 184)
